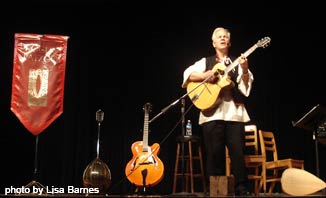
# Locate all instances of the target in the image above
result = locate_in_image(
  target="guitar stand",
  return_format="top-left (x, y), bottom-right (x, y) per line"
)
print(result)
top-left (133, 169), bottom-right (152, 195)
top-left (135, 168), bottom-right (152, 195)
top-left (132, 184), bottom-right (155, 196)
top-left (135, 186), bottom-right (148, 195)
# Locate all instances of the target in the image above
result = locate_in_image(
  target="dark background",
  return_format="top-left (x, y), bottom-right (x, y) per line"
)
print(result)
top-left (0, 2), bottom-right (325, 195)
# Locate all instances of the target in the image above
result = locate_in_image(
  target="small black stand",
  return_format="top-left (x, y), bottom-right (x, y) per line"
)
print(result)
top-left (24, 135), bottom-right (47, 194)
top-left (292, 104), bottom-right (326, 177)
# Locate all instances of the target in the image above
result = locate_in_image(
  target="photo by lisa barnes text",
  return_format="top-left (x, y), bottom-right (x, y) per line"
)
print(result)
top-left (4, 185), bottom-right (99, 195)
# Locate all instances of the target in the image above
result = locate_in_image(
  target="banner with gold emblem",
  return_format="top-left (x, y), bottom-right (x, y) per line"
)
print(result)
top-left (11, 33), bottom-right (69, 135)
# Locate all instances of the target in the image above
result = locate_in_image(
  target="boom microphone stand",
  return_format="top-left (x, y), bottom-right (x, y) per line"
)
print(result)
top-left (148, 75), bottom-right (216, 196)
top-left (180, 99), bottom-right (186, 193)
top-left (149, 96), bottom-right (196, 196)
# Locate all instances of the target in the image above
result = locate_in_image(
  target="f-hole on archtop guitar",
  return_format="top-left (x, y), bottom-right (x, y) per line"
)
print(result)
top-left (187, 37), bottom-right (271, 110)
top-left (125, 102), bottom-right (164, 187)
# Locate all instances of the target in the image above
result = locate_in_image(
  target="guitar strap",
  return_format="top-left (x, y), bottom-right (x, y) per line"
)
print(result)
top-left (205, 55), bottom-right (247, 104)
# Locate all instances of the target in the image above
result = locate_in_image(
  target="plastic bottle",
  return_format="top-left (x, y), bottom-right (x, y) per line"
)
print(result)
top-left (185, 120), bottom-right (192, 136)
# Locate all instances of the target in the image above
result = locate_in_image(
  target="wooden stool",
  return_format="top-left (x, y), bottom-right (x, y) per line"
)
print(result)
top-left (172, 135), bottom-right (206, 194)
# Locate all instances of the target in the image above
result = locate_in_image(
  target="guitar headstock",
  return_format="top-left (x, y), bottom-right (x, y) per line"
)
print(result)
top-left (143, 102), bottom-right (152, 114)
top-left (256, 37), bottom-right (271, 48)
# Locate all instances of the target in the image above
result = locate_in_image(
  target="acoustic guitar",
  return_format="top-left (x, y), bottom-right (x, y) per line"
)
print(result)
top-left (187, 37), bottom-right (271, 110)
top-left (125, 103), bottom-right (164, 187)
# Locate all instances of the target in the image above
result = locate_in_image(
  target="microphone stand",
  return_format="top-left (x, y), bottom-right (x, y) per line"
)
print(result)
top-left (148, 75), bottom-right (215, 196)
top-left (179, 98), bottom-right (190, 195)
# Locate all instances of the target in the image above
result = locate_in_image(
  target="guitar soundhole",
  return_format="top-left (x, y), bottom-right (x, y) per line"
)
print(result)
top-left (217, 69), bottom-right (224, 75)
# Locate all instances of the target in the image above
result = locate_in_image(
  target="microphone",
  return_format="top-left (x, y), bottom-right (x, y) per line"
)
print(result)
top-left (96, 109), bottom-right (104, 123)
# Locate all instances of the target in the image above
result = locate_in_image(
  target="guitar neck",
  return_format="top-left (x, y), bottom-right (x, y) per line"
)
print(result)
top-left (225, 44), bottom-right (258, 74)
top-left (142, 112), bottom-right (149, 152)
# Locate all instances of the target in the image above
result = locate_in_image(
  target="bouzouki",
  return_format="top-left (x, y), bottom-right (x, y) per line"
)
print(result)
top-left (187, 37), bottom-right (271, 110)
top-left (125, 103), bottom-right (164, 187)
top-left (281, 168), bottom-right (326, 196)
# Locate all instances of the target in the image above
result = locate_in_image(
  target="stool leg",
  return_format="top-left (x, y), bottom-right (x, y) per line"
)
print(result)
top-left (185, 157), bottom-right (189, 192)
top-left (173, 143), bottom-right (181, 193)
top-left (189, 141), bottom-right (194, 193)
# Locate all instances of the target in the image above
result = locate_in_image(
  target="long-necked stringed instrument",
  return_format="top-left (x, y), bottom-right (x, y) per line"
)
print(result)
top-left (187, 37), bottom-right (271, 110)
top-left (125, 103), bottom-right (164, 187)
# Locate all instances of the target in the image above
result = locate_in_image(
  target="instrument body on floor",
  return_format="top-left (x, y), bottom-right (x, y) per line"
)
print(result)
top-left (281, 168), bottom-right (326, 196)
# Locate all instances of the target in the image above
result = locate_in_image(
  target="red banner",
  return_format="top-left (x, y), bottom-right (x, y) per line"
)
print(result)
top-left (11, 33), bottom-right (69, 136)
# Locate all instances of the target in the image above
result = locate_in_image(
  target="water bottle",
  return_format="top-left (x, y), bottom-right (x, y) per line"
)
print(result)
top-left (185, 120), bottom-right (192, 136)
